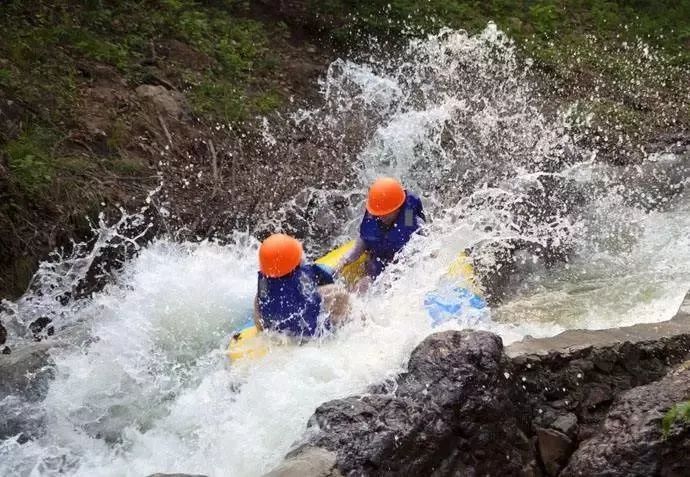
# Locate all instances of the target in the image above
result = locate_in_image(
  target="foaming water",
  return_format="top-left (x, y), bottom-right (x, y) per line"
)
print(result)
top-left (2, 26), bottom-right (690, 476)
top-left (493, 187), bottom-right (690, 330)
top-left (0, 238), bottom-right (443, 476)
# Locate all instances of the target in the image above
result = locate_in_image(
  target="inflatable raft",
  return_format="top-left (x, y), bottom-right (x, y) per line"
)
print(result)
top-left (227, 240), bottom-right (486, 362)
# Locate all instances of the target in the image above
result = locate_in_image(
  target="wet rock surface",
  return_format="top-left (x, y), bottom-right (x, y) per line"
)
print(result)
top-left (562, 367), bottom-right (690, 477)
top-left (0, 320), bottom-right (97, 440)
top-left (293, 331), bottom-right (535, 476)
top-left (537, 427), bottom-right (573, 476)
top-left (269, 293), bottom-right (690, 476)
top-left (28, 316), bottom-right (54, 342)
top-left (510, 333), bottom-right (690, 444)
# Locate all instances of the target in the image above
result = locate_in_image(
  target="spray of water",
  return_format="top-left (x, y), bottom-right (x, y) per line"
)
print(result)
top-left (1, 26), bottom-right (689, 476)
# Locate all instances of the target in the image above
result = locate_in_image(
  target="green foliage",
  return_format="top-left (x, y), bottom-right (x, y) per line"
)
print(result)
top-left (189, 79), bottom-right (247, 123)
top-left (57, 155), bottom-right (98, 175)
top-left (60, 29), bottom-right (131, 69)
top-left (106, 120), bottom-right (129, 152)
top-left (308, 0), bottom-right (690, 53)
top-left (0, 0), bottom-right (276, 125)
top-left (3, 127), bottom-right (100, 194)
top-left (307, 0), bottom-right (689, 140)
top-left (590, 2), bottom-right (621, 31)
top-left (4, 128), bottom-right (56, 194)
top-left (663, 401), bottom-right (690, 438)
top-left (528, 4), bottom-right (561, 35)
top-left (254, 91), bottom-right (282, 114)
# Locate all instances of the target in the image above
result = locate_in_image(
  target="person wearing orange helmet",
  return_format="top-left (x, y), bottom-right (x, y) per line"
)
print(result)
top-left (335, 177), bottom-right (425, 281)
top-left (254, 234), bottom-right (350, 338)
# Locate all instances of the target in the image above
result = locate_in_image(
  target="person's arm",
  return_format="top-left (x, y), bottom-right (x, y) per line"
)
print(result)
top-left (335, 237), bottom-right (367, 272)
top-left (253, 295), bottom-right (263, 331)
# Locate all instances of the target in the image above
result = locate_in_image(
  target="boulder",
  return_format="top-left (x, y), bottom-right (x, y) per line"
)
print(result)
top-left (562, 368), bottom-right (690, 477)
top-left (551, 413), bottom-right (578, 437)
top-left (29, 316), bottom-right (54, 341)
top-left (301, 331), bottom-right (536, 476)
top-left (0, 341), bottom-right (54, 441)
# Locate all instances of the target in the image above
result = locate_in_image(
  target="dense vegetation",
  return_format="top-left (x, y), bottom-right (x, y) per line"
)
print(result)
top-left (0, 0), bottom-right (281, 296)
top-left (311, 0), bottom-right (690, 51)
top-left (1, 0), bottom-right (688, 298)
top-left (0, 0), bottom-right (277, 189)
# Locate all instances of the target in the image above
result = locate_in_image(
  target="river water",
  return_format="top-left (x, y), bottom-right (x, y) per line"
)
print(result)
top-left (1, 26), bottom-right (689, 476)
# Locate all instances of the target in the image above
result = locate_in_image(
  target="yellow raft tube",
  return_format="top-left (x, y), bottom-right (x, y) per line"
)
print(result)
top-left (227, 240), bottom-right (477, 362)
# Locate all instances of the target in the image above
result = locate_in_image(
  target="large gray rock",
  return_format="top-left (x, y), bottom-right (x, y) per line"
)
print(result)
top-left (508, 334), bottom-right (690, 445)
top-left (298, 331), bottom-right (537, 476)
top-left (506, 292), bottom-right (690, 357)
top-left (562, 367), bottom-right (690, 477)
top-left (508, 291), bottom-right (690, 445)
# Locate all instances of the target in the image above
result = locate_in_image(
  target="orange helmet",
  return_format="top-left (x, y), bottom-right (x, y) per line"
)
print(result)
top-left (259, 234), bottom-right (303, 278)
top-left (366, 177), bottom-right (406, 216)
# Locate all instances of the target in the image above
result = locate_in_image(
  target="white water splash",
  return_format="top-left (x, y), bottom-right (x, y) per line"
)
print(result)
top-left (2, 26), bottom-right (690, 477)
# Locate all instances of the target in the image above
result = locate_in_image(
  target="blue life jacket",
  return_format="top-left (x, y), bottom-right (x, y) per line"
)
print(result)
top-left (359, 191), bottom-right (425, 276)
top-left (257, 263), bottom-right (334, 337)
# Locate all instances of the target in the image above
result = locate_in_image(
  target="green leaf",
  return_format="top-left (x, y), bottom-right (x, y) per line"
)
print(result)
top-left (662, 401), bottom-right (690, 438)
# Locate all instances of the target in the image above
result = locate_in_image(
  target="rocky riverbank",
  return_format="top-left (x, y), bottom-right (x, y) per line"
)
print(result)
top-left (264, 291), bottom-right (690, 476)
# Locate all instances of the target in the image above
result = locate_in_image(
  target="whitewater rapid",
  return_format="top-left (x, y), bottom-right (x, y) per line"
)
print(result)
top-left (1, 26), bottom-right (689, 476)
